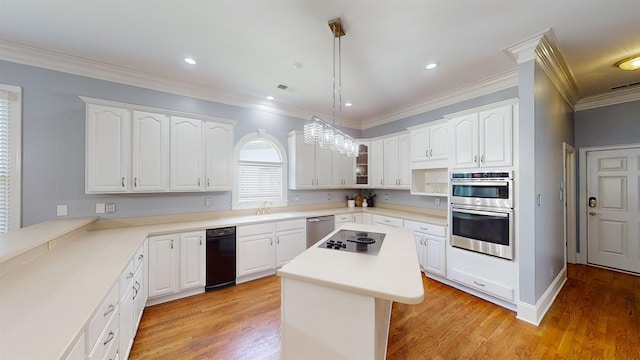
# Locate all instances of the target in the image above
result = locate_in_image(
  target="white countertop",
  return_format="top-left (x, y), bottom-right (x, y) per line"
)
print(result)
top-left (277, 223), bottom-right (425, 304)
top-left (0, 206), bottom-right (443, 359)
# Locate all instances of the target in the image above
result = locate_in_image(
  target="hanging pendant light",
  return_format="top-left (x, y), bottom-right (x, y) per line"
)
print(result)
top-left (304, 17), bottom-right (358, 158)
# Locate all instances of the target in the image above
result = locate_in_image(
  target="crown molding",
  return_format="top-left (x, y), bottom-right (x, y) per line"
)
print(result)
top-left (360, 70), bottom-right (519, 130)
top-left (503, 28), bottom-right (579, 108)
top-left (0, 40), bottom-right (365, 129)
top-left (574, 87), bottom-right (640, 111)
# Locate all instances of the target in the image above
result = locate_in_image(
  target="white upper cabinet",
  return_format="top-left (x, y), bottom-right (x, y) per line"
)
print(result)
top-left (448, 102), bottom-right (515, 169)
top-left (131, 111), bottom-right (169, 192)
top-left (332, 151), bottom-right (354, 188)
top-left (288, 131), bottom-right (333, 189)
top-left (409, 120), bottom-right (448, 166)
top-left (370, 139), bottom-right (385, 188)
top-left (170, 116), bottom-right (203, 191)
top-left (353, 142), bottom-right (370, 188)
top-left (383, 133), bottom-right (410, 189)
top-left (83, 98), bottom-right (235, 194)
top-left (204, 121), bottom-right (234, 191)
top-left (86, 104), bottom-right (130, 193)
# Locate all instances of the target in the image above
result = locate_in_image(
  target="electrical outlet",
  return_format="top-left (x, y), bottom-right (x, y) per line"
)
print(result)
top-left (384, 193), bottom-right (389, 201)
top-left (327, 193), bottom-right (332, 201)
top-left (56, 205), bottom-right (68, 216)
top-left (434, 198), bottom-right (441, 205)
top-left (295, 195), bottom-right (300, 202)
top-left (48, 239), bottom-right (57, 250)
top-left (105, 203), bottom-right (116, 213)
top-left (205, 198), bottom-right (213, 208)
top-left (96, 203), bottom-right (106, 214)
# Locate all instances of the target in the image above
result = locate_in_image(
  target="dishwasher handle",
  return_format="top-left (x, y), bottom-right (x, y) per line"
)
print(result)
top-left (308, 217), bottom-right (332, 223)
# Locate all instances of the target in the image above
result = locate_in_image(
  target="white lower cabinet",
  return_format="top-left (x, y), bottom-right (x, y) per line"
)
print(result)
top-left (119, 242), bottom-right (147, 360)
top-left (354, 213), bottom-right (372, 224)
top-left (65, 332), bottom-right (85, 360)
top-left (237, 219), bottom-right (305, 282)
top-left (334, 213), bottom-right (354, 228)
top-left (148, 231), bottom-right (205, 303)
top-left (405, 220), bottom-right (446, 277)
top-left (447, 246), bottom-right (516, 302)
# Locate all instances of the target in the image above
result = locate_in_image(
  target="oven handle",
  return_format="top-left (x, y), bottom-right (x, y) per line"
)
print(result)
top-left (452, 207), bottom-right (510, 217)
top-left (451, 180), bottom-right (511, 187)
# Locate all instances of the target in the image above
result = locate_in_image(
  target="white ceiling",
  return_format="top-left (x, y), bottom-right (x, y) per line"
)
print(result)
top-left (1, 0), bottom-right (639, 128)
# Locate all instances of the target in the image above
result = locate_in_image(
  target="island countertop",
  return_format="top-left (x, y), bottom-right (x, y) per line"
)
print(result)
top-left (277, 222), bottom-right (425, 304)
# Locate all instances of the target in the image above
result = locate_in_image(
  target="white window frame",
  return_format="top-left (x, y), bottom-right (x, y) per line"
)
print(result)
top-left (232, 129), bottom-right (288, 210)
top-left (0, 84), bottom-right (22, 232)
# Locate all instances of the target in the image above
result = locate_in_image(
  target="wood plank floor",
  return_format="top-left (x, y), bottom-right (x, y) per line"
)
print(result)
top-left (130, 264), bottom-right (639, 359)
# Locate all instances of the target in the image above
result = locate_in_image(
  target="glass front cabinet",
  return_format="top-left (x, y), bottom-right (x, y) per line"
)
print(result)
top-left (354, 142), bottom-right (370, 187)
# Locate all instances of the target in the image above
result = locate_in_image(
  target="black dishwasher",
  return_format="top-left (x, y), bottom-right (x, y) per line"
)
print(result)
top-left (205, 227), bottom-right (236, 292)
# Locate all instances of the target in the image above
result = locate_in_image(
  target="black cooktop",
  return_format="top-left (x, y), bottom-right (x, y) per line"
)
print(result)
top-left (318, 230), bottom-right (386, 256)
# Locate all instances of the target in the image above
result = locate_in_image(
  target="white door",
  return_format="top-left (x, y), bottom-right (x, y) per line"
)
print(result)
top-left (237, 233), bottom-right (275, 277)
top-left (479, 105), bottom-right (513, 167)
top-left (131, 111), bottom-right (169, 192)
top-left (148, 234), bottom-right (178, 298)
top-left (410, 127), bottom-right (429, 162)
top-left (204, 122), bottom-right (233, 191)
top-left (425, 235), bottom-right (446, 277)
top-left (179, 231), bottom-right (205, 290)
top-left (383, 136), bottom-right (400, 188)
top-left (86, 104), bottom-right (130, 192)
top-left (275, 228), bottom-right (305, 268)
top-left (170, 116), bottom-right (203, 191)
top-left (429, 123), bottom-right (448, 161)
top-left (450, 114), bottom-right (479, 168)
top-left (370, 139), bottom-right (385, 188)
top-left (314, 144), bottom-right (333, 188)
top-left (398, 133), bottom-right (411, 189)
top-left (587, 147), bottom-right (640, 273)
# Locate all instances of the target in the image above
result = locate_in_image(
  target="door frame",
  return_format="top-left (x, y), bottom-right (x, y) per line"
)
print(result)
top-left (563, 143), bottom-right (577, 264)
top-left (578, 143), bottom-right (640, 264)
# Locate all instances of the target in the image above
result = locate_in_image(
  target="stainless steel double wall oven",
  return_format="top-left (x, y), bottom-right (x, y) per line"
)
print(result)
top-left (450, 171), bottom-right (514, 260)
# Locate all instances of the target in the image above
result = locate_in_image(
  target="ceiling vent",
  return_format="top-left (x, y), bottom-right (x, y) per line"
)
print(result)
top-left (610, 81), bottom-right (640, 91)
top-left (277, 84), bottom-right (289, 90)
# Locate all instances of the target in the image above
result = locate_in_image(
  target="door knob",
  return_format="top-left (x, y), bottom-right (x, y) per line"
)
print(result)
top-left (588, 211), bottom-right (600, 216)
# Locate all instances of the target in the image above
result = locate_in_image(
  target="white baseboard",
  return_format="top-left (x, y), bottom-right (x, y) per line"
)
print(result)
top-left (516, 266), bottom-right (567, 325)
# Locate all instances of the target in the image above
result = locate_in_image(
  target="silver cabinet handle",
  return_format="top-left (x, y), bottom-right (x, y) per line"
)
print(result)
top-left (134, 177), bottom-right (138, 187)
top-left (270, 238), bottom-right (273, 246)
top-left (480, 155), bottom-right (485, 163)
top-left (104, 304), bottom-right (115, 317)
top-left (207, 178), bottom-right (210, 187)
top-left (430, 149), bottom-right (432, 157)
top-left (127, 271), bottom-right (134, 279)
top-left (277, 236), bottom-right (280, 244)
top-left (420, 227), bottom-right (429, 231)
top-left (473, 281), bottom-right (486, 287)
top-left (425, 150), bottom-right (428, 158)
top-left (138, 254), bottom-right (144, 260)
top-left (200, 236), bottom-right (202, 245)
top-left (473, 155), bottom-right (478, 163)
top-left (198, 178), bottom-right (201, 187)
top-left (121, 177), bottom-right (125, 188)
top-left (103, 331), bottom-right (115, 346)
top-left (384, 219), bottom-right (391, 223)
top-left (170, 239), bottom-right (174, 249)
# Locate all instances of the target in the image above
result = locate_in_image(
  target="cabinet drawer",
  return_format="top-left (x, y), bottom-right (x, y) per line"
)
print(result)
top-left (119, 258), bottom-right (135, 299)
top-left (335, 214), bottom-right (353, 224)
top-left (450, 268), bottom-right (514, 301)
top-left (238, 223), bottom-right (275, 237)
top-left (133, 242), bottom-right (145, 271)
top-left (88, 307), bottom-right (119, 360)
top-left (404, 220), bottom-right (445, 237)
top-left (86, 283), bottom-right (118, 351)
top-left (276, 219), bottom-right (305, 232)
top-left (372, 215), bottom-right (403, 228)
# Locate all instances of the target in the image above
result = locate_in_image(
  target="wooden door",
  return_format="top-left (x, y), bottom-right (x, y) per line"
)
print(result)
top-left (587, 147), bottom-right (640, 273)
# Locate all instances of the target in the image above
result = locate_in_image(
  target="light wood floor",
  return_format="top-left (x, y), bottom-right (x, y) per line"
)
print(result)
top-left (130, 264), bottom-right (639, 359)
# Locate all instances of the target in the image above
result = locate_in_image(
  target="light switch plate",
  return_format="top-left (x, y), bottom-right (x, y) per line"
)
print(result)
top-left (96, 203), bottom-right (106, 214)
top-left (105, 203), bottom-right (116, 213)
top-left (56, 205), bottom-right (68, 216)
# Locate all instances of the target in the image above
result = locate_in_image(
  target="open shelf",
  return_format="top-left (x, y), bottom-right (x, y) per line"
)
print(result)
top-left (410, 168), bottom-right (448, 196)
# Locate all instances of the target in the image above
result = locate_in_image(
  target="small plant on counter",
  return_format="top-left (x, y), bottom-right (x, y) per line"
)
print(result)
top-left (362, 190), bottom-right (376, 207)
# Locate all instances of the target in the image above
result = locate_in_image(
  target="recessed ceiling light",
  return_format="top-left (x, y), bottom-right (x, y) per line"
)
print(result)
top-left (616, 54), bottom-right (640, 71)
top-left (425, 62), bottom-right (438, 70)
top-left (184, 57), bottom-right (196, 65)
top-left (345, 102), bottom-right (352, 107)
top-left (266, 96), bottom-right (275, 100)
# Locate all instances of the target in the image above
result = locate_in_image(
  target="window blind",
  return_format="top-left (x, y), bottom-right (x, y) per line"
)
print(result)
top-left (0, 94), bottom-right (10, 233)
top-left (238, 161), bottom-right (283, 201)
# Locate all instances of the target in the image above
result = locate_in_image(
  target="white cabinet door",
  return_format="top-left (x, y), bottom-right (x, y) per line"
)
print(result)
top-left (148, 234), bottom-right (178, 298)
top-left (288, 132), bottom-right (315, 189)
top-left (179, 231), bottom-right (205, 291)
top-left (414, 233), bottom-right (427, 270)
top-left (410, 127), bottom-right (429, 162)
top-left (314, 144), bottom-right (333, 188)
top-left (450, 113), bottom-right (479, 169)
top-left (204, 121), bottom-right (233, 191)
top-left (398, 133), bottom-right (411, 189)
top-left (64, 332), bottom-right (85, 360)
top-left (86, 104), bottom-right (130, 193)
top-left (429, 122), bottom-right (448, 161)
top-left (131, 111), bottom-right (169, 192)
top-left (370, 139), bottom-right (384, 188)
top-left (170, 116), bottom-right (203, 191)
top-left (133, 260), bottom-right (146, 327)
top-left (425, 234), bottom-right (446, 277)
top-left (237, 232), bottom-right (275, 277)
top-left (383, 136), bottom-right (400, 188)
top-left (275, 228), bottom-right (305, 268)
top-left (479, 105), bottom-right (513, 167)
top-left (332, 152), bottom-right (354, 188)
top-left (354, 142), bottom-right (370, 187)
top-left (119, 285), bottom-right (135, 360)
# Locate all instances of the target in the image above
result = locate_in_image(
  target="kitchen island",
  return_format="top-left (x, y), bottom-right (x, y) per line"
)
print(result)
top-left (277, 223), bottom-right (424, 360)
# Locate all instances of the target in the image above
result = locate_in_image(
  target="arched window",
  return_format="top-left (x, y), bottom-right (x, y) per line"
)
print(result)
top-left (233, 130), bottom-right (287, 210)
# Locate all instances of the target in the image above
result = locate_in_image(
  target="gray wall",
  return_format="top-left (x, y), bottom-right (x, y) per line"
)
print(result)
top-left (574, 100), bottom-right (640, 148)
top-left (0, 60), bottom-right (360, 226)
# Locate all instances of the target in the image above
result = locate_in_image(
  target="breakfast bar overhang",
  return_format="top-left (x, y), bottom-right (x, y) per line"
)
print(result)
top-left (277, 223), bottom-right (424, 360)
